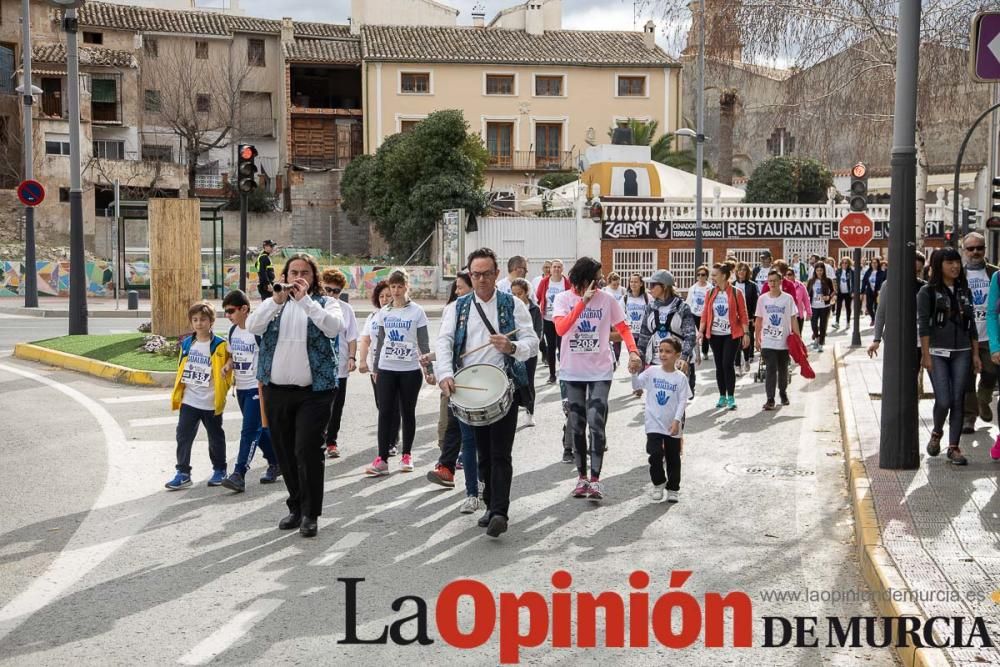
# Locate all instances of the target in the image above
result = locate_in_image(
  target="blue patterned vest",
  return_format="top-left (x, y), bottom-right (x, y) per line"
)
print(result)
top-left (452, 290), bottom-right (528, 387)
top-left (257, 295), bottom-right (339, 391)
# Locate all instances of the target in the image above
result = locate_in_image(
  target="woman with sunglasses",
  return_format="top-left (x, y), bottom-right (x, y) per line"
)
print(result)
top-left (862, 256), bottom-right (886, 327)
top-left (624, 273), bottom-right (650, 397)
top-left (686, 266), bottom-right (711, 362)
top-left (358, 280), bottom-right (400, 457)
top-left (320, 269), bottom-right (358, 459)
top-left (733, 262), bottom-right (759, 375)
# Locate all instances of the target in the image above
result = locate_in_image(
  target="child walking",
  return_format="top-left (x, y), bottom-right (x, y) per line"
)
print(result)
top-left (637, 338), bottom-right (690, 503)
top-left (166, 301), bottom-right (233, 490)
top-left (220, 290), bottom-right (282, 492)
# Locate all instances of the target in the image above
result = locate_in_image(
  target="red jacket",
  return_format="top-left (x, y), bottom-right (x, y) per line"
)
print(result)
top-left (535, 275), bottom-right (571, 314)
top-left (787, 333), bottom-right (816, 379)
top-left (701, 285), bottom-right (750, 340)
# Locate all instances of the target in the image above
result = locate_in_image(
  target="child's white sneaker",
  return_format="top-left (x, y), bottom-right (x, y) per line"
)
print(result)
top-left (666, 490), bottom-right (679, 503)
top-left (649, 484), bottom-right (665, 501)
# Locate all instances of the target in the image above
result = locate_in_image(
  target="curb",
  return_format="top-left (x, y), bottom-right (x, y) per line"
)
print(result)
top-left (13, 342), bottom-right (176, 388)
top-left (833, 344), bottom-right (950, 667)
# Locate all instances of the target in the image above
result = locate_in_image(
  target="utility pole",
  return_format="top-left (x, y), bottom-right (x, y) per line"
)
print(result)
top-left (21, 0), bottom-right (38, 308)
top-left (65, 5), bottom-right (88, 334)
top-left (879, 0), bottom-right (921, 469)
top-left (694, 0), bottom-right (705, 270)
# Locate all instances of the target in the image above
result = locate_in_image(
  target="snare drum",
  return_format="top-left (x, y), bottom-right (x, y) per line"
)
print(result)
top-left (450, 364), bottom-right (514, 427)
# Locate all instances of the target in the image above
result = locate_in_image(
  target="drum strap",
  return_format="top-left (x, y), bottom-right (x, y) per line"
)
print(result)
top-left (472, 299), bottom-right (529, 389)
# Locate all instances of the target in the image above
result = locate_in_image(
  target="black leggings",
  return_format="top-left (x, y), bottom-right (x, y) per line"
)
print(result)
top-left (376, 369), bottom-right (422, 460)
top-left (810, 307), bottom-right (831, 345)
top-left (736, 322), bottom-right (755, 364)
top-left (520, 356), bottom-right (538, 414)
top-left (324, 376), bottom-right (348, 445)
top-left (693, 315), bottom-right (710, 356)
top-left (543, 320), bottom-right (561, 378)
top-left (865, 293), bottom-right (878, 324)
top-left (370, 374), bottom-right (401, 451)
top-left (708, 335), bottom-right (740, 396)
top-left (835, 293), bottom-right (852, 324)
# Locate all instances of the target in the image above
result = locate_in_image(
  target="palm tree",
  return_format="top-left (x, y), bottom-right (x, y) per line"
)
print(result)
top-left (607, 118), bottom-right (713, 177)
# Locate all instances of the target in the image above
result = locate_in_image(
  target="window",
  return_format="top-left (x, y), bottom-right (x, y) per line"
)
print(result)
top-left (535, 122), bottom-right (562, 168)
top-left (400, 72), bottom-right (430, 94)
top-left (45, 137), bottom-right (71, 156)
top-left (247, 38), bottom-right (265, 67)
top-left (93, 140), bottom-right (125, 160)
top-left (617, 75), bottom-right (646, 96)
top-left (534, 75), bottom-right (563, 96)
top-left (41, 77), bottom-right (63, 117)
top-left (195, 41), bottom-right (208, 59)
top-left (613, 249), bottom-right (658, 279)
top-left (141, 145), bottom-right (172, 162)
top-left (144, 37), bottom-right (158, 58)
top-left (486, 74), bottom-right (515, 95)
top-left (726, 248), bottom-right (770, 267)
top-left (91, 77), bottom-right (119, 123)
top-left (400, 120), bottom-right (421, 133)
top-left (144, 89), bottom-right (161, 112)
top-left (839, 248), bottom-right (882, 264)
top-left (83, 32), bottom-right (103, 45)
top-left (196, 94), bottom-right (211, 113)
top-left (783, 240), bottom-right (828, 264)
top-left (668, 248), bottom-right (714, 291)
top-left (59, 187), bottom-right (70, 202)
top-left (486, 122), bottom-right (514, 167)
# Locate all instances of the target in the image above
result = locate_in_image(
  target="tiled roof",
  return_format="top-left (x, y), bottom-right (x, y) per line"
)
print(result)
top-left (362, 25), bottom-right (678, 67)
top-left (284, 39), bottom-right (361, 64)
top-left (33, 43), bottom-right (138, 68)
top-left (292, 22), bottom-right (354, 39)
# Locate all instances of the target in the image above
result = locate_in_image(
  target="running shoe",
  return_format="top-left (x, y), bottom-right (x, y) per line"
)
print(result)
top-left (456, 458), bottom-right (464, 470)
top-left (961, 417), bottom-right (976, 434)
top-left (389, 445), bottom-right (398, 457)
top-left (401, 453), bottom-right (414, 471)
top-left (164, 472), bottom-right (191, 490)
top-left (742, 360), bottom-right (751, 374)
top-left (221, 471), bottom-right (245, 493)
top-left (946, 446), bottom-right (968, 466)
top-left (832, 321), bottom-right (840, 329)
top-left (926, 431), bottom-right (942, 457)
top-left (572, 477), bottom-right (590, 498)
top-left (763, 400), bottom-right (776, 411)
top-left (817, 344), bottom-right (824, 353)
top-left (780, 393), bottom-right (790, 406)
top-left (260, 464), bottom-right (281, 484)
top-left (990, 435), bottom-right (1000, 461)
top-left (207, 469), bottom-right (227, 486)
top-left (561, 451), bottom-right (574, 464)
top-left (524, 412), bottom-right (535, 427)
top-left (666, 490), bottom-right (679, 503)
top-left (735, 365), bottom-right (744, 377)
top-left (716, 396), bottom-right (727, 408)
top-left (649, 484), bottom-right (664, 501)
top-left (365, 456), bottom-right (389, 476)
top-left (980, 400), bottom-right (994, 424)
top-left (633, 389), bottom-right (644, 398)
top-left (459, 496), bottom-right (480, 514)
top-left (588, 479), bottom-right (604, 500)
top-left (426, 464), bottom-right (455, 488)
top-left (547, 376), bottom-right (558, 385)
top-left (326, 443), bottom-right (340, 458)
top-left (727, 395), bottom-right (737, 410)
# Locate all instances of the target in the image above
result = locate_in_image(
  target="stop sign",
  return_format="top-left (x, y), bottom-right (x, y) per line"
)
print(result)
top-left (839, 211), bottom-right (874, 248)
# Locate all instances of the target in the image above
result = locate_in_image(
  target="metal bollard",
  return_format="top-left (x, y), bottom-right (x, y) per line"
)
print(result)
top-left (127, 290), bottom-right (139, 310)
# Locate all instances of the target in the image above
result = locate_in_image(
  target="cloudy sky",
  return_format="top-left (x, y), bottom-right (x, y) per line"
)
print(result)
top-left (234, 0), bottom-right (683, 52)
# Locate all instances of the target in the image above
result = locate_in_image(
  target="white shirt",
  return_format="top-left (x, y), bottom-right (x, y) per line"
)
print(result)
top-left (755, 291), bottom-right (796, 350)
top-left (686, 282), bottom-right (709, 316)
top-left (638, 366), bottom-right (689, 436)
top-left (361, 312), bottom-right (379, 369)
top-left (496, 277), bottom-right (513, 294)
top-left (228, 326), bottom-right (260, 391)
top-left (375, 302), bottom-right (428, 372)
top-left (602, 285), bottom-right (626, 302)
top-left (246, 295), bottom-right (344, 387)
top-left (336, 302), bottom-right (359, 378)
top-left (966, 266), bottom-right (990, 342)
top-left (181, 339), bottom-right (215, 410)
top-left (434, 289), bottom-right (539, 382)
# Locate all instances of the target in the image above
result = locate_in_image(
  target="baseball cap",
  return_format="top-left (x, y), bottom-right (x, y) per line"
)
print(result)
top-left (759, 250), bottom-right (772, 259)
top-left (262, 239), bottom-right (276, 247)
top-left (644, 269), bottom-right (674, 287)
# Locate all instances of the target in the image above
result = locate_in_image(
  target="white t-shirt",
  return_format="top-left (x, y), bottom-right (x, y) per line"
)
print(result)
top-left (966, 266), bottom-right (990, 342)
top-left (553, 289), bottom-right (626, 382)
top-left (336, 302), bottom-right (359, 378)
top-left (839, 272), bottom-right (850, 294)
top-left (362, 312), bottom-right (379, 369)
top-left (228, 326), bottom-right (259, 391)
top-left (542, 277), bottom-right (570, 321)
top-left (602, 285), bottom-right (626, 302)
top-left (810, 281), bottom-right (829, 309)
top-left (753, 266), bottom-right (770, 294)
top-left (868, 271), bottom-right (877, 291)
top-left (638, 366), bottom-right (689, 436)
top-left (686, 283), bottom-right (709, 317)
top-left (755, 291), bottom-right (797, 350)
top-left (377, 302), bottom-right (428, 372)
top-left (710, 292), bottom-right (732, 336)
top-left (623, 293), bottom-right (648, 334)
top-left (496, 277), bottom-right (513, 294)
top-left (181, 339), bottom-right (215, 410)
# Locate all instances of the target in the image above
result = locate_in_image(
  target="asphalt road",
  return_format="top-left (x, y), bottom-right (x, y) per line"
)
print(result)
top-left (0, 314), bottom-right (898, 665)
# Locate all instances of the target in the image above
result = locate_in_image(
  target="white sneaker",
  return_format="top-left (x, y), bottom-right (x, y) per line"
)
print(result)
top-left (459, 496), bottom-right (480, 514)
top-left (524, 412), bottom-right (535, 427)
top-left (649, 484), bottom-right (665, 501)
top-left (742, 360), bottom-right (751, 374)
top-left (666, 490), bottom-right (679, 503)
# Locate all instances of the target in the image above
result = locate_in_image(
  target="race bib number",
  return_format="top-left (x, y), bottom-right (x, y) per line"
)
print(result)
top-left (929, 348), bottom-right (951, 358)
top-left (384, 339), bottom-right (415, 361)
top-left (182, 362), bottom-right (211, 387)
top-left (570, 331), bottom-right (600, 354)
top-left (975, 308), bottom-right (986, 322)
top-left (629, 314), bottom-right (642, 334)
top-left (232, 350), bottom-right (256, 377)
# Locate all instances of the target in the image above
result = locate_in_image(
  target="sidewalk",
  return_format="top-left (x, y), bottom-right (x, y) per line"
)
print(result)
top-left (835, 344), bottom-right (1000, 667)
top-left (0, 297), bottom-right (448, 319)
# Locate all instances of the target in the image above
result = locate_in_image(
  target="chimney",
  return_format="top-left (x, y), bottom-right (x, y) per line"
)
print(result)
top-left (472, 3), bottom-right (486, 28)
top-left (281, 17), bottom-right (294, 44)
top-left (643, 20), bottom-right (656, 50)
top-left (525, 1), bottom-right (543, 36)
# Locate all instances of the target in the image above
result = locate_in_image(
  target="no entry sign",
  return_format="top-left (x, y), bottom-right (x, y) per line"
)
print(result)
top-left (839, 211), bottom-right (874, 248)
top-left (17, 179), bottom-right (45, 207)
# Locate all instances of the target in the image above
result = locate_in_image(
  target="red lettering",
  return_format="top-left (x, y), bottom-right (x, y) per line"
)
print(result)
top-left (629, 571), bottom-right (650, 647)
top-left (577, 592), bottom-right (626, 647)
top-left (651, 571), bottom-right (701, 648)
top-left (704, 592), bottom-right (753, 647)
top-left (436, 580), bottom-right (496, 649)
top-left (499, 592), bottom-right (549, 664)
top-left (551, 571), bottom-right (573, 648)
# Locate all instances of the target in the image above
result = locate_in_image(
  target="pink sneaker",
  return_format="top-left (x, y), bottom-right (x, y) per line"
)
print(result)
top-left (991, 435), bottom-right (1000, 461)
top-left (572, 477), bottom-right (590, 498)
top-left (365, 457), bottom-right (388, 476)
top-left (400, 454), bottom-right (414, 472)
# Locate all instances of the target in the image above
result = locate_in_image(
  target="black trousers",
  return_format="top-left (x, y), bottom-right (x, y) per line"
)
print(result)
top-left (324, 376), bottom-right (348, 446)
top-left (835, 293), bottom-right (852, 324)
top-left (520, 356), bottom-right (538, 414)
top-left (439, 405), bottom-right (463, 473)
top-left (736, 322), bottom-right (755, 364)
top-left (761, 348), bottom-right (790, 402)
top-left (708, 335), bottom-right (740, 395)
top-left (694, 315), bottom-right (709, 356)
top-left (263, 384), bottom-right (335, 518)
top-left (810, 307), bottom-right (831, 345)
top-left (376, 369), bottom-right (422, 460)
top-left (543, 320), bottom-right (561, 378)
top-left (474, 394), bottom-right (520, 519)
top-left (865, 293), bottom-right (878, 324)
top-left (370, 375), bottom-right (401, 450)
top-left (646, 433), bottom-right (681, 491)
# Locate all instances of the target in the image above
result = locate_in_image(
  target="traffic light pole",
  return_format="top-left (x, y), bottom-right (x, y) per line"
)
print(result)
top-left (239, 192), bottom-right (248, 292)
top-left (952, 101), bottom-right (1000, 246)
top-left (879, 0), bottom-right (920, 469)
top-left (852, 247), bottom-right (862, 347)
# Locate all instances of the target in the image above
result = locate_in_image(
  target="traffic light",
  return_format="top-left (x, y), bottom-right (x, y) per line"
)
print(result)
top-left (963, 208), bottom-right (978, 232)
top-left (849, 162), bottom-right (868, 212)
top-left (237, 144), bottom-right (258, 194)
top-left (992, 177), bottom-right (1000, 214)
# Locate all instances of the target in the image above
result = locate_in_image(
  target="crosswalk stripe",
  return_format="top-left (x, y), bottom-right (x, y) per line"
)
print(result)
top-left (101, 393), bottom-right (172, 404)
top-left (309, 531), bottom-right (369, 566)
top-left (177, 598), bottom-right (284, 665)
top-left (130, 412), bottom-right (242, 428)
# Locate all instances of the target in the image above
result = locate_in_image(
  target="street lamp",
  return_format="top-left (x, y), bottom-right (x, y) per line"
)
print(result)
top-left (675, 127), bottom-right (708, 271)
top-left (16, 59), bottom-right (41, 309)
top-left (49, 0), bottom-right (87, 334)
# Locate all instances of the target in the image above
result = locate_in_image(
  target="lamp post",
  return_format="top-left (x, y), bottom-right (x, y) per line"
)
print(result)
top-left (675, 127), bottom-right (708, 271)
top-left (18, 0), bottom-right (41, 308)
top-left (49, 0), bottom-right (87, 334)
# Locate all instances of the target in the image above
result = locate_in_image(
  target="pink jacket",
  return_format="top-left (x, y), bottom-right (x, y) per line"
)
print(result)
top-left (782, 279), bottom-right (812, 319)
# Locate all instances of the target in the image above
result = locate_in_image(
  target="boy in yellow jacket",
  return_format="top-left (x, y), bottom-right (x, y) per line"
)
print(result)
top-left (166, 301), bottom-right (234, 490)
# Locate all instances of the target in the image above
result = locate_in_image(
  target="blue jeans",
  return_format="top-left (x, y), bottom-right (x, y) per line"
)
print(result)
top-left (929, 349), bottom-right (972, 446)
top-left (459, 420), bottom-right (478, 497)
top-left (175, 404), bottom-right (226, 474)
top-left (235, 388), bottom-right (276, 474)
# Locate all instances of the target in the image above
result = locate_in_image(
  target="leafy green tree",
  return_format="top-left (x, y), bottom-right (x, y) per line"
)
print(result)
top-left (538, 171), bottom-right (579, 191)
top-left (341, 110), bottom-right (488, 258)
top-left (744, 157), bottom-right (833, 204)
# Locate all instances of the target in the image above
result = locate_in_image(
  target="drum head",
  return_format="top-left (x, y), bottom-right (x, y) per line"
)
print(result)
top-left (451, 364), bottom-right (508, 408)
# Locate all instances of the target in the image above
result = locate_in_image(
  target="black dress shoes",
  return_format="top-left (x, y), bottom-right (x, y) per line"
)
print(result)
top-left (278, 513), bottom-right (302, 530)
top-left (477, 511), bottom-right (492, 528)
top-left (300, 517), bottom-right (318, 538)
top-left (486, 514), bottom-right (508, 538)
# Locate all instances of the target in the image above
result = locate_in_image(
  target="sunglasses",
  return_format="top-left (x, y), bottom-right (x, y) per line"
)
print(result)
top-left (323, 286), bottom-right (343, 295)
top-left (965, 245), bottom-right (986, 252)
top-left (697, 272), bottom-right (708, 277)
top-left (224, 307), bottom-right (239, 315)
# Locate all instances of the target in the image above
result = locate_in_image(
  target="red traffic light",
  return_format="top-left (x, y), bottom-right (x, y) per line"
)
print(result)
top-left (851, 162), bottom-right (867, 179)
top-left (239, 145), bottom-right (257, 161)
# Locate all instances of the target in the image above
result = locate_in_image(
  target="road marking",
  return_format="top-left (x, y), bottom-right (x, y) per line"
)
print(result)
top-left (101, 393), bottom-right (172, 404)
top-left (130, 411), bottom-right (242, 428)
top-left (310, 531), bottom-right (369, 566)
top-left (177, 598), bottom-right (284, 666)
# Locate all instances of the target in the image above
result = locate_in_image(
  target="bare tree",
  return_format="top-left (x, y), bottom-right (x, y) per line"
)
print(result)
top-left (0, 113), bottom-right (23, 188)
top-left (142, 39), bottom-right (254, 197)
top-left (85, 154), bottom-right (169, 201)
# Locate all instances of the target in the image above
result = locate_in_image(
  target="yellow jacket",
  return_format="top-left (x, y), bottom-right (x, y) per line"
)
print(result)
top-left (171, 334), bottom-right (233, 415)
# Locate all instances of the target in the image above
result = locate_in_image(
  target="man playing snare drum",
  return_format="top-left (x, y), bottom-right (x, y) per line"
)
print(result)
top-left (435, 247), bottom-right (539, 538)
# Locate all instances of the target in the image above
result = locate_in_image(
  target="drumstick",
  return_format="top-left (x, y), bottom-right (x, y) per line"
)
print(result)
top-left (453, 384), bottom-right (488, 391)
top-left (460, 330), bottom-right (518, 359)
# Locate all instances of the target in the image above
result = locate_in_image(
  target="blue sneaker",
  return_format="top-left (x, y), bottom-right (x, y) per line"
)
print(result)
top-left (727, 395), bottom-right (737, 410)
top-left (207, 469), bottom-right (227, 486)
top-left (716, 396), bottom-right (727, 409)
top-left (165, 472), bottom-right (192, 490)
top-left (260, 464), bottom-right (281, 484)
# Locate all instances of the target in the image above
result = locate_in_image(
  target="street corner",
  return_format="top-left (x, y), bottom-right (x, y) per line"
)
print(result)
top-left (13, 342), bottom-right (174, 388)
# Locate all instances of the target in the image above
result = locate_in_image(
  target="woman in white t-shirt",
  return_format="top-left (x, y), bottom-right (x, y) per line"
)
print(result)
top-left (367, 270), bottom-right (431, 476)
top-left (552, 257), bottom-right (639, 502)
top-left (685, 265), bottom-right (711, 359)
top-left (358, 281), bottom-right (400, 458)
top-left (320, 269), bottom-right (359, 459)
top-left (602, 272), bottom-right (627, 367)
top-left (536, 259), bottom-right (571, 384)
top-left (623, 273), bottom-right (649, 396)
top-left (806, 263), bottom-right (835, 353)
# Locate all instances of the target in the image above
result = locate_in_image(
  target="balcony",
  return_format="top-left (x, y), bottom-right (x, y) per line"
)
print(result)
top-left (487, 150), bottom-right (575, 172)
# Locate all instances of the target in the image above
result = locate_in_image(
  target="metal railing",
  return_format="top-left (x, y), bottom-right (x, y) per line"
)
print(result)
top-left (488, 150), bottom-right (575, 172)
